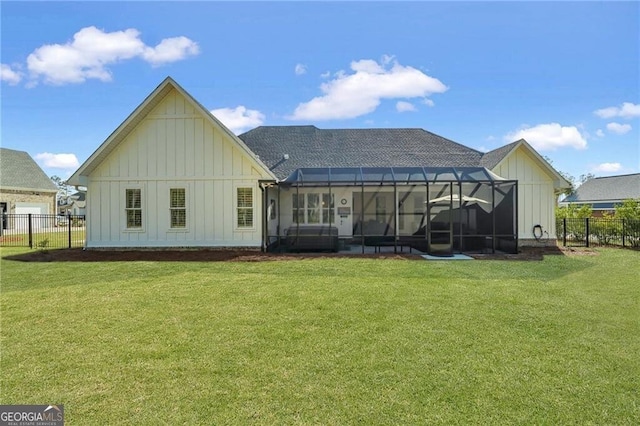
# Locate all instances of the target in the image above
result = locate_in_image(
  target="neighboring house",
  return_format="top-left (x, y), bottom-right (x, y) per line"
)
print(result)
top-left (559, 173), bottom-right (640, 216)
top-left (68, 77), bottom-right (569, 253)
top-left (0, 147), bottom-right (58, 231)
top-left (58, 191), bottom-right (86, 216)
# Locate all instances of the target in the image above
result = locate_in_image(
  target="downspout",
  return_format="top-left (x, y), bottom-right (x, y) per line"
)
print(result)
top-left (361, 181), bottom-right (365, 254)
top-left (458, 182), bottom-right (463, 254)
top-left (258, 179), bottom-right (278, 252)
top-left (514, 182), bottom-right (519, 252)
top-left (491, 182), bottom-right (496, 254)
top-left (277, 185), bottom-right (281, 250)
top-left (259, 183), bottom-right (267, 252)
top-left (393, 182), bottom-right (398, 253)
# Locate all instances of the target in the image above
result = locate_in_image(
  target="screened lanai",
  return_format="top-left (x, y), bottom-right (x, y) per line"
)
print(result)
top-left (263, 167), bottom-right (518, 256)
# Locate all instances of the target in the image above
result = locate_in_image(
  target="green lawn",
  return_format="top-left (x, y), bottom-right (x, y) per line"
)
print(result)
top-left (1, 248), bottom-right (638, 424)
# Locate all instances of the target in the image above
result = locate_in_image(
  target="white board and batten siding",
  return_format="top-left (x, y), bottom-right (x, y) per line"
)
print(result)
top-left (492, 145), bottom-right (557, 241)
top-left (86, 88), bottom-right (269, 248)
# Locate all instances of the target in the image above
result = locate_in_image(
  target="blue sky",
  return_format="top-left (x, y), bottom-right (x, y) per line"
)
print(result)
top-left (1, 1), bottom-right (638, 184)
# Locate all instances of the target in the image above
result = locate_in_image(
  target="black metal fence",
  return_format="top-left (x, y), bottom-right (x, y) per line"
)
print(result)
top-left (0, 214), bottom-right (85, 249)
top-left (556, 217), bottom-right (640, 249)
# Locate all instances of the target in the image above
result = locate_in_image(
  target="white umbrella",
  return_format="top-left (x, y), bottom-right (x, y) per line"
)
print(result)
top-left (428, 194), bottom-right (489, 204)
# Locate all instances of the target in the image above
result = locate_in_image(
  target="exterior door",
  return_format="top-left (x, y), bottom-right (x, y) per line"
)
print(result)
top-left (428, 183), bottom-right (454, 256)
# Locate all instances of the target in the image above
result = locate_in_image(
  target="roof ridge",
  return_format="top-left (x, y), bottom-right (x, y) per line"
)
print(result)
top-left (0, 147), bottom-right (29, 154)
top-left (593, 173), bottom-right (640, 179)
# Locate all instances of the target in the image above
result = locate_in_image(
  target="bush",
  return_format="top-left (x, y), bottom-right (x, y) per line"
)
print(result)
top-left (590, 215), bottom-right (621, 245)
top-left (614, 199), bottom-right (640, 248)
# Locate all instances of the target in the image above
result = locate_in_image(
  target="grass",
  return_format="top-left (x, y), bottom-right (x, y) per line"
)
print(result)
top-left (1, 248), bottom-right (638, 424)
top-left (0, 229), bottom-right (85, 249)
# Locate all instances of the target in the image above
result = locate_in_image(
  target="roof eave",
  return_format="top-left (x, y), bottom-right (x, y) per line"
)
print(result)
top-left (0, 185), bottom-right (58, 194)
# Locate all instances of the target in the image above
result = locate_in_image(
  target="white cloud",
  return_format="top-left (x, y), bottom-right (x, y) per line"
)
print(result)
top-left (141, 36), bottom-right (199, 67)
top-left (35, 153), bottom-right (80, 169)
top-left (594, 102), bottom-right (640, 119)
top-left (25, 26), bottom-right (199, 85)
top-left (1, 64), bottom-right (22, 85)
top-left (295, 63), bottom-right (307, 76)
top-left (505, 123), bottom-right (587, 151)
top-left (396, 101), bottom-right (416, 112)
top-left (320, 71), bottom-right (331, 79)
top-left (606, 122), bottom-right (632, 135)
top-left (596, 129), bottom-right (605, 137)
top-left (288, 57), bottom-right (447, 120)
top-left (210, 106), bottom-right (265, 134)
top-left (591, 162), bottom-right (622, 173)
top-left (423, 98), bottom-right (435, 107)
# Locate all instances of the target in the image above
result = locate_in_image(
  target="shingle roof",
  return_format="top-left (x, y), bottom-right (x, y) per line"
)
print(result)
top-left (563, 173), bottom-right (640, 203)
top-left (480, 140), bottom-right (521, 170)
top-left (0, 148), bottom-right (58, 192)
top-left (238, 126), bottom-right (484, 180)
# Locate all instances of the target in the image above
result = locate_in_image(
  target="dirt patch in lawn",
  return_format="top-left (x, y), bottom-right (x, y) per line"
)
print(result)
top-left (2, 245), bottom-right (596, 263)
top-left (2, 248), bottom-right (419, 262)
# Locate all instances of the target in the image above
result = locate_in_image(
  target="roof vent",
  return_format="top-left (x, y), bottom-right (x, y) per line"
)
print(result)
top-left (283, 154), bottom-right (289, 160)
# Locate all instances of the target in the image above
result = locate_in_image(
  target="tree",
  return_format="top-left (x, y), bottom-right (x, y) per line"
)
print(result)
top-left (50, 175), bottom-right (73, 201)
top-left (614, 198), bottom-right (640, 220)
top-left (543, 156), bottom-right (575, 198)
top-left (556, 203), bottom-right (592, 219)
top-left (578, 173), bottom-right (595, 185)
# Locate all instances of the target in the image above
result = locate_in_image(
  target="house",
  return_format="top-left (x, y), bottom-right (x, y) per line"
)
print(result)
top-left (68, 77), bottom-right (277, 249)
top-left (559, 173), bottom-right (640, 216)
top-left (68, 77), bottom-right (569, 253)
top-left (0, 147), bottom-right (58, 231)
top-left (58, 191), bottom-right (86, 216)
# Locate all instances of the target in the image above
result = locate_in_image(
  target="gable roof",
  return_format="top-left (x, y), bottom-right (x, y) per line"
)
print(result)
top-left (563, 173), bottom-right (640, 203)
top-left (481, 139), bottom-right (571, 189)
top-left (239, 126), bottom-right (484, 180)
top-left (0, 148), bottom-right (58, 192)
top-left (68, 77), bottom-right (276, 186)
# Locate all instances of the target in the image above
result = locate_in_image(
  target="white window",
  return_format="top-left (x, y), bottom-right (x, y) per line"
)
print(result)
top-left (237, 187), bottom-right (254, 228)
top-left (292, 193), bottom-right (335, 224)
top-left (292, 194), bottom-right (305, 224)
top-left (170, 188), bottom-right (186, 228)
top-left (307, 193), bottom-right (321, 224)
top-left (125, 188), bottom-right (142, 229)
top-left (322, 193), bottom-right (335, 223)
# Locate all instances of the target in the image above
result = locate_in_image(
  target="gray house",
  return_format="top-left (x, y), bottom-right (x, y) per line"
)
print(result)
top-left (0, 148), bottom-right (58, 230)
top-left (560, 173), bottom-right (640, 216)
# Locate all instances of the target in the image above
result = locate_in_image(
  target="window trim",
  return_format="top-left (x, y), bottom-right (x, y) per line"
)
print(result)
top-left (235, 186), bottom-right (256, 231)
top-left (124, 186), bottom-right (145, 232)
top-left (168, 187), bottom-right (188, 232)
